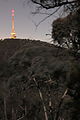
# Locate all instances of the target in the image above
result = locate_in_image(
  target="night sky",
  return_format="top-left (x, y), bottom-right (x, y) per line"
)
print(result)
top-left (0, 0), bottom-right (58, 42)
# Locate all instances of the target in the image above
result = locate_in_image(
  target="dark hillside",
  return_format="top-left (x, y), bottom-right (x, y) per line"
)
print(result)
top-left (0, 39), bottom-right (53, 63)
top-left (0, 39), bottom-right (80, 120)
top-left (0, 39), bottom-right (55, 71)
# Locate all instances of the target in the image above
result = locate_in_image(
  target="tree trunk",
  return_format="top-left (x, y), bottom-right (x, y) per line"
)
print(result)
top-left (55, 88), bottom-right (68, 120)
top-left (12, 107), bottom-right (16, 120)
top-left (4, 96), bottom-right (7, 120)
top-left (33, 77), bottom-right (48, 120)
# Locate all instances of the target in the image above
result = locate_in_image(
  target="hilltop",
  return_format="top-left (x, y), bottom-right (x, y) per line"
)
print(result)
top-left (0, 39), bottom-right (53, 62)
top-left (0, 39), bottom-right (80, 120)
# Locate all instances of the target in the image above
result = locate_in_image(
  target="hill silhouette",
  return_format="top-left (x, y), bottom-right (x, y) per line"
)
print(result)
top-left (0, 39), bottom-right (80, 120)
top-left (0, 39), bottom-right (53, 62)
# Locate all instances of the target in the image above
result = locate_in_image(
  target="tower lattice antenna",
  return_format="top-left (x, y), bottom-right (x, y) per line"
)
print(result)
top-left (11, 9), bottom-right (16, 39)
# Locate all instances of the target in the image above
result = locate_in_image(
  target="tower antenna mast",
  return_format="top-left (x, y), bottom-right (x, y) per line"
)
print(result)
top-left (11, 9), bottom-right (16, 39)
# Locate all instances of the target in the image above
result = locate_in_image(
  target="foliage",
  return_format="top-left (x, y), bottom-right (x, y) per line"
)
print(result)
top-left (52, 8), bottom-right (80, 50)
top-left (0, 39), bottom-right (80, 120)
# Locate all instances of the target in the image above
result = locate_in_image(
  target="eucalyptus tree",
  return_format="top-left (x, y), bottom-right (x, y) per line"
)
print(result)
top-left (52, 9), bottom-right (80, 50)
top-left (30, 0), bottom-right (80, 49)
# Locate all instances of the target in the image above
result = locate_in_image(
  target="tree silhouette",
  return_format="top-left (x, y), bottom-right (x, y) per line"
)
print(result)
top-left (31, 0), bottom-right (77, 10)
top-left (52, 9), bottom-right (80, 50)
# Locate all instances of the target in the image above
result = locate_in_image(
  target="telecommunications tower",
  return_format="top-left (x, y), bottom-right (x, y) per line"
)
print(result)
top-left (11, 9), bottom-right (16, 39)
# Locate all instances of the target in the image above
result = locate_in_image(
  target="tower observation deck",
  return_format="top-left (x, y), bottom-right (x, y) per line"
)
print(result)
top-left (11, 9), bottom-right (16, 39)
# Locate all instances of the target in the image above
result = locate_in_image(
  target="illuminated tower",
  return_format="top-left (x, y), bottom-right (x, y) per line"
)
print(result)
top-left (11, 9), bottom-right (16, 39)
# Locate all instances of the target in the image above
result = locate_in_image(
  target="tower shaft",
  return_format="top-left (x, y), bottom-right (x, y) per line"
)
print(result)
top-left (11, 9), bottom-right (16, 39)
top-left (12, 15), bottom-right (15, 32)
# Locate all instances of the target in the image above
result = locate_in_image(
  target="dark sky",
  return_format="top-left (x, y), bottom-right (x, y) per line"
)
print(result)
top-left (0, 0), bottom-right (58, 42)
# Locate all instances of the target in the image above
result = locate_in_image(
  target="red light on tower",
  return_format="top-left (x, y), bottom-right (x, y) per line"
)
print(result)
top-left (12, 9), bottom-right (14, 13)
top-left (12, 9), bottom-right (14, 16)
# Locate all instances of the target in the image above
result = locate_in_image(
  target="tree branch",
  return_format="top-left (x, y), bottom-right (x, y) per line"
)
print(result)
top-left (17, 115), bottom-right (25, 120)
top-left (31, 0), bottom-right (76, 9)
top-left (35, 6), bottom-right (61, 27)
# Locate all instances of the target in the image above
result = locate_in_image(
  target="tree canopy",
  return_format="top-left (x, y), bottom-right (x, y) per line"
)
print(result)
top-left (52, 9), bottom-right (80, 50)
top-left (0, 39), bottom-right (80, 120)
